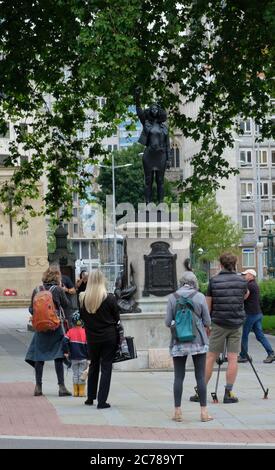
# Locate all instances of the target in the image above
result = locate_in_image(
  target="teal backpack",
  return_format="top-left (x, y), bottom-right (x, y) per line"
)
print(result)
top-left (173, 292), bottom-right (197, 342)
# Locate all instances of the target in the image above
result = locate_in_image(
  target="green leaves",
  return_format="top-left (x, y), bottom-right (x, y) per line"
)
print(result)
top-left (191, 194), bottom-right (243, 262)
top-left (0, 1), bottom-right (274, 223)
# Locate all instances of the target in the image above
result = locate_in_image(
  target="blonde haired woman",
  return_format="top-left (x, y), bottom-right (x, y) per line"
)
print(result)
top-left (79, 270), bottom-right (120, 409)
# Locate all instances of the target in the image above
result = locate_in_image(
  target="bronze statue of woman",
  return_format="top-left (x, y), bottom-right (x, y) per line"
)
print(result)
top-left (134, 87), bottom-right (171, 204)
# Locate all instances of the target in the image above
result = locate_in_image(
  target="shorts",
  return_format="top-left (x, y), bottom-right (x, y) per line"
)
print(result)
top-left (209, 323), bottom-right (242, 354)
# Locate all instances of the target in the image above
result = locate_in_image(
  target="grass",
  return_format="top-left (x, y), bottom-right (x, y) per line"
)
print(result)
top-left (262, 316), bottom-right (275, 335)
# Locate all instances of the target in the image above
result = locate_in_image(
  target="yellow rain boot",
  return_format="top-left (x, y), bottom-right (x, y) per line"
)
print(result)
top-left (73, 384), bottom-right (79, 397)
top-left (78, 384), bottom-right (86, 397)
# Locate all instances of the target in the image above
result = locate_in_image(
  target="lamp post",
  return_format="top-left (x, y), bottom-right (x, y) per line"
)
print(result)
top-left (98, 158), bottom-right (133, 283)
top-left (261, 219), bottom-right (275, 278)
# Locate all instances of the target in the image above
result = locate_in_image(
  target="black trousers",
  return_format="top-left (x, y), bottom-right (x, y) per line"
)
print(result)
top-left (87, 339), bottom-right (117, 405)
top-left (173, 353), bottom-right (207, 407)
top-left (35, 358), bottom-right (64, 386)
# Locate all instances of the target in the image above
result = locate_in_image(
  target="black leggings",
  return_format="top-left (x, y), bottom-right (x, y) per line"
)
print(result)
top-left (173, 353), bottom-right (207, 407)
top-left (35, 359), bottom-right (64, 386)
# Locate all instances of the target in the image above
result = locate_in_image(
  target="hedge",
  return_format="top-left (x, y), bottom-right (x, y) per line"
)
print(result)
top-left (258, 280), bottom-right (275, 316)
top-left (198, 279), bottom-right (275, 316)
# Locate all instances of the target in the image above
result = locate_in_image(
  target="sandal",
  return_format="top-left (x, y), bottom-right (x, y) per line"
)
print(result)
top-left (201, 413), bottom-right (213, 422)
top-left (172, 412), bottom-right (183, 422)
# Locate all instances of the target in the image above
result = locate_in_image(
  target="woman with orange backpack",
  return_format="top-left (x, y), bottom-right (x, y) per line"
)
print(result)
top-left (25, 265), bottom-right (72, 397)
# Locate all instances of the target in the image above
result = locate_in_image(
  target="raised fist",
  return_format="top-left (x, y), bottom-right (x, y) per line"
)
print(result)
top-left (134, 86), bottom-right (142, 96)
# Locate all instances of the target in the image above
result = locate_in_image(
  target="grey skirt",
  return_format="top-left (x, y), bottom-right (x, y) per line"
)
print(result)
top-left (25, 325), bottom-right (65, 367)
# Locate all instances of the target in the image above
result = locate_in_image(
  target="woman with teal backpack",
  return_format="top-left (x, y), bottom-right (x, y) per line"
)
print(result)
top-left (165, 271), bottom-right (213, 423)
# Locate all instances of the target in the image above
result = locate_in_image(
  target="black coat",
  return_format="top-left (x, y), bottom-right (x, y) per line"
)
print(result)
top-left (208, 271), bottom-right (247, 328)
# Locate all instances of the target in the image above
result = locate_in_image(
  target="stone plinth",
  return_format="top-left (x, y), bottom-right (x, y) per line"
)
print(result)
top-left (117, 221), bottom-right (193, 301)
top-left (0, 169), bottom-right (48, 298)
top-left (113, 312), bottom-right (172, 371)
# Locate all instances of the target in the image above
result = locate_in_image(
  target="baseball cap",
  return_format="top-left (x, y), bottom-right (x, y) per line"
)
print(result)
top-left (241, 269), bottom-right (257, 277)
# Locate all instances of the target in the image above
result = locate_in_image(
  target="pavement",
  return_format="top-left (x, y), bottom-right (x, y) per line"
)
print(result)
top-left (1, 308), bottom-right (275, 448)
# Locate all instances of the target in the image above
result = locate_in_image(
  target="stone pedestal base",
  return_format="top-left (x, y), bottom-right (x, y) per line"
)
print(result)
top-left (117, 221), bottom-right (194, 302)
top-left (113, 312), bottom-right (173, 371)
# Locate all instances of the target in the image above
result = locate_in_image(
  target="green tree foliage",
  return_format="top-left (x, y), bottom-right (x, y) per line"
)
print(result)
top-left (0, 1), bottom-right (274, 224)
top-left (96, 143), bottom-right (176, 210)
top-left (191, 194), bottom-right (243, 262)
top-left (96, 144), bottom-right (144, 210)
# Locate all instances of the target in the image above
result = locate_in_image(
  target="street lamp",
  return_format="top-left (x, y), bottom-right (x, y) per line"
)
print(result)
top-left (262, 219), bottom-right (275, 278)
top-left (98, 157), bottom-right (133, 283)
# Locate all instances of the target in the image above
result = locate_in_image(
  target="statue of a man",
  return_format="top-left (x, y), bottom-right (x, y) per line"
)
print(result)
top-left (134, 87), bottom-right (171, 204)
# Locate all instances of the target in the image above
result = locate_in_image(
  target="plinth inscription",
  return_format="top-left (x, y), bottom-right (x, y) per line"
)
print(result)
top-left (143, 242), bottom-right (177, 296)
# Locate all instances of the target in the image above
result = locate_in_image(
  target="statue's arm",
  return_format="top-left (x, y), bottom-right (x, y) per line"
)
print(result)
top-left (134, 87), bottom-right (145, 124)
top-left (166, 132), bottom-right (172, 166)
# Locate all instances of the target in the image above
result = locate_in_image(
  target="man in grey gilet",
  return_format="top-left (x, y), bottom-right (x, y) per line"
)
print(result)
top-left (191, 252), bottom-right (248, 404)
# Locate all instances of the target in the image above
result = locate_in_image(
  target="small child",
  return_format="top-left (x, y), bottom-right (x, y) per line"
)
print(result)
top-left (62, 311), bottom-right (88, 397)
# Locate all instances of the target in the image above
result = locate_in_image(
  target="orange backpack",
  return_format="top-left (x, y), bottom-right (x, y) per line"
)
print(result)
top-left (32, 286), bottom-right (61, 332)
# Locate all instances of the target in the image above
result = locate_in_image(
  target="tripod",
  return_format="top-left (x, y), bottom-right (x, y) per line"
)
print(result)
top-left (211, 344), bottom-right (269, 403)
top-left (211, 345), bottom-right (227, 404)
top-left (245, 353), bottom-right (269, 399)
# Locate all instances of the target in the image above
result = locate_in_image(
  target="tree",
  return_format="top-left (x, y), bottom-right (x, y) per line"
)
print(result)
top-left (191, 194), bottom-right (243, 262)
top-left (0, 1), bottom-right (274, 224)
top-left (96, 143), bottom-right (176, 211)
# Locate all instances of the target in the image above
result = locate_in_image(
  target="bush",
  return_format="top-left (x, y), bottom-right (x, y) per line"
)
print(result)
top-left (262, 315), bottom-right (275, 333)
top-left (259, 280), bottom-right (275, 316)
top-left (197, 279), bottom-right (275, 317)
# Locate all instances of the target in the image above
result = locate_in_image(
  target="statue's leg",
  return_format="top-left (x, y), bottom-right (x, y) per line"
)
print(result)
top-left (144, 170), bottom-right (153, 204)
top-left (156, 170), bottom-right (165, 203)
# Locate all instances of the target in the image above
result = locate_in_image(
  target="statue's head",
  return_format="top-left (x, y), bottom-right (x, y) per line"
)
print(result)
top-left (148, 103), bottom-right (167, 122)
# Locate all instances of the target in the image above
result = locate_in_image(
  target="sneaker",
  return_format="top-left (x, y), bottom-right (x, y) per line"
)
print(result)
top-left (263, 353), bottom-right (275, 363)
top-left (84, 398), bottom-right (94, 405)
top-left (223, 391), bottom-right (239, 404)
top-left (189, 393), bottom-right (200, 403)
top-left (97, 402), bottom-right (111, 409)
top-left (238, 355), bottom-right (248, 363)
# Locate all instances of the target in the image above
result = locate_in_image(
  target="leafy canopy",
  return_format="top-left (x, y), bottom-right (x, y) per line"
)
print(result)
top-left (191, 194), bottom-right (243, 262)
top-left (0, 0), bottom-right (274, 224)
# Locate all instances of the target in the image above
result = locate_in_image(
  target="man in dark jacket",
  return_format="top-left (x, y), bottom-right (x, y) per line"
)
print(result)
top-left (191, 252), bottom-right (248, 404)
top-left (238, 269), bottom-right (275, 364)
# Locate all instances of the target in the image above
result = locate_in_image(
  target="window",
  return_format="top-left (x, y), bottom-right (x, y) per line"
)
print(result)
top-left (272, 150), bottom-right (275, 166)
top-left (241, 214), bottom-right (254, 231)
top-left (73, 223), bottom-right (78, 234)
top-left (240, 149), bottom-right (252, 166)
top-left (0, 154), bottom-right (10, 166)
top-left (242, 248), bottom-right (255, 268)
top-left (272, 183), bottom-right (275, 199)
top-left (73, 193), bottom-right (78, 202)
top-left (260, 182), bottom-right (269, 199)
top-left (263, 249), bottom-right (268, 268)
top-left (261, 214), bottom-right (270, 229)
top-left (81, 241), bottom-right (89, 259)
top-left (19, 123), bottom-right (28, 136)
top-left (20, 155), bottom-right (28, 165)
top-left (170, 147), bottom-right (180, 168)
top-left (72, 241), bottom-right (80, 259)
top-left (63, 223), bottom-right (68, 232)
top-left (175, 148), bottom-right (180, 167)
top-left (170, 148), bottom-right (175, 167)
top-left (107, 144), bottom-right (118, 152)
top-left (241, 182), bottom-right (253, 199)
top-left (256, 149), bottom-right (268, 166)
top-left (0, 122), bottom-right (10, 138)
top-left (240, 119), bottom-right (252, 134)
top-left (73, 207), bottom-right (78, 218)
top-left (97, 97), bottom-right (106, 108)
